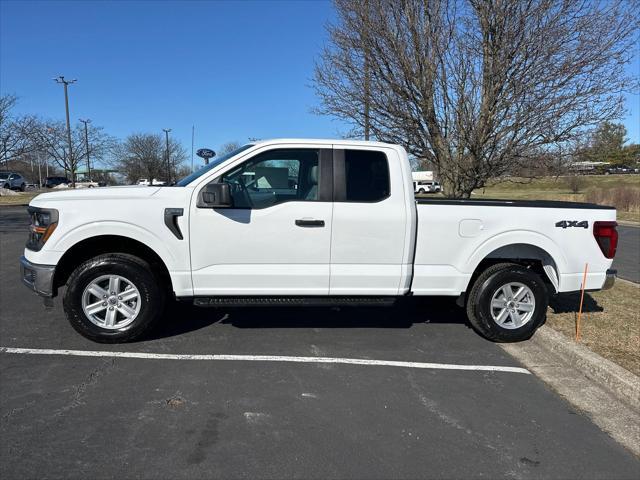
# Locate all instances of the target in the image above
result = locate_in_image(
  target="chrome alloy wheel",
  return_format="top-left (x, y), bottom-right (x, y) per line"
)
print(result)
top-left (490, 282), bottom-right (536, 329)
top-left (81, 274), bottom-right (141, 329)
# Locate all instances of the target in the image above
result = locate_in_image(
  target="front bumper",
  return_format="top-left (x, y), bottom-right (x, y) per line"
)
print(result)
top-left (20, 255), bottom-right (56, 297)
top-left (602, 269), bottom-right (617, 291)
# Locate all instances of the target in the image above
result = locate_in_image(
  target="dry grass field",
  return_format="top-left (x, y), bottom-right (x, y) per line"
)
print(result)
top-left (546, 281), bottom-right (640, 376)
top-left (0, 191), bottom-right (39, 206)
top-left (473, 174), bottom-right (640, 223)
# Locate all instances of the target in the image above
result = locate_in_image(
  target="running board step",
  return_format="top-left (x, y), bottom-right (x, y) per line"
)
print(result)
top-left (193, 296), bottom-right (398, 308)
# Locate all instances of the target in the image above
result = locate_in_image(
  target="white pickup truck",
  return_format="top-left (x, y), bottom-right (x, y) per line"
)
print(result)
top-left (20, 139), bottom-right (618, 343)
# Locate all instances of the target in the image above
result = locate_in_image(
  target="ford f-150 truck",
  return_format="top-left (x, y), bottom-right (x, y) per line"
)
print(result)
top-left (20, 139), bottom-right (618, 343)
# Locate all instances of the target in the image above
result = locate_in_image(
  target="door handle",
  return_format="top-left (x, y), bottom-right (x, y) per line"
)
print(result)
top-left (295, 219), bottom-right (325, 227)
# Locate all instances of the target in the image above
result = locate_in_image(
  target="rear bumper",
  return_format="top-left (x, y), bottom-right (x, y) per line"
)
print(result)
top-left (20, 255), bottom-right (56, 297)
top-left (602, 269), bottom-right (617, 291)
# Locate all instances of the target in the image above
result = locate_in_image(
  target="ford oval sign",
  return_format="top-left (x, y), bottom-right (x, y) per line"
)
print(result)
top-left (196, 148), bottom-right (215, 159)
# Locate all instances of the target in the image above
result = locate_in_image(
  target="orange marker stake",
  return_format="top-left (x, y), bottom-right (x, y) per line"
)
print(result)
top-left (576, 263), bottom-right (589, 342)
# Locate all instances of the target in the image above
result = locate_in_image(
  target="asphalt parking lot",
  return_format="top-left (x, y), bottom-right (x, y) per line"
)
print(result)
top-left (1, 206), bottom-right (639, 479)
top-left (614, 224), bottom-right (640, 283)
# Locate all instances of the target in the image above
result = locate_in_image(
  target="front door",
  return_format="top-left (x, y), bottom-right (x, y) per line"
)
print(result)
top-left (190, 147), bottom-right (333, 295)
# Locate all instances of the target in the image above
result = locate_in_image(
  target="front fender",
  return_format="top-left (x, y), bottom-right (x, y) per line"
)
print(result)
top-left (51, 221), bottom-right (178, 270)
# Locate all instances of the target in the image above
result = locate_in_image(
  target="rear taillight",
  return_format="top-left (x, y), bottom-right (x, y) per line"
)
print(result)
top-left (593, 221), bottom-right (618, 259)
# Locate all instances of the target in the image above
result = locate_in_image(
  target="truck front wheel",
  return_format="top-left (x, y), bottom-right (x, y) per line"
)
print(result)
top-left (466, 263), bottom-right (548, 342)
top-left (63, 253), bottom-right (165, 343)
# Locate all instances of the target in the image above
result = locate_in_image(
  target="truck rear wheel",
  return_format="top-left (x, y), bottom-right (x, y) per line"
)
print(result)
top-left (466, 263), bottom-right (548, 342)
top-left (63, 253), bottom-right (165, 343)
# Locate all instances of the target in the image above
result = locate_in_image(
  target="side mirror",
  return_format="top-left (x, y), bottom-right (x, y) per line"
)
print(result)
top-left (197, 182), bottom-right (232, 208)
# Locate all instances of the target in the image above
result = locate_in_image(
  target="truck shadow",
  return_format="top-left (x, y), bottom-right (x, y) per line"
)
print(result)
top-left (548, 292), bottom-right (604, 314)
top-left (149, 297), bottom-right (470, 340)
top-left (149, 292), bottom-right (603, 340)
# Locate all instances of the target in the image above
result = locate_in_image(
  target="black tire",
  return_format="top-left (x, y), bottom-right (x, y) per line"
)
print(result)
top-left (63, 253), bottom-right (165, 343)
top-left (466, 263), bottom-right (548, 342)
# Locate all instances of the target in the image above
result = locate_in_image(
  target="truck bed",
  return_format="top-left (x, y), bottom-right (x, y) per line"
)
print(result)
top-left (416, 197), bottom-right (615, 210)
top-left (412, 197), bottom-right (616, 295)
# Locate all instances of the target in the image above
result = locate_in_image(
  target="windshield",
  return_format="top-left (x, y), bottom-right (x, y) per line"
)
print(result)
top-left (176, 144), bottom-right (254, 186)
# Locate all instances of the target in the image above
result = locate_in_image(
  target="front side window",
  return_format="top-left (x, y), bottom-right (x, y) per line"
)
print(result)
top-left (221, 149), bottom-right (320, 209)
top-left (344, 150), bottom-right (390, 202)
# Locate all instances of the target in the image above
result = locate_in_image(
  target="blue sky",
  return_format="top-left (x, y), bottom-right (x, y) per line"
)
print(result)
top-left (1, 0), bottom-right (639, 168)
top-left (1, 0), bottom-right (346, 165)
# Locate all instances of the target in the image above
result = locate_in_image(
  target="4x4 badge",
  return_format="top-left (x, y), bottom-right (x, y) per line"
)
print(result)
top-left (555, 220), bottom-right (588, 229)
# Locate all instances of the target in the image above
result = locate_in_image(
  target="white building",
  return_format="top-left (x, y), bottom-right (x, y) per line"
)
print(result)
top-left (412, 171), bottom-right (433, 182)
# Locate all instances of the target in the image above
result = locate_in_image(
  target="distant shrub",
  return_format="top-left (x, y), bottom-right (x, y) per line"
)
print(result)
top-left (565, 175), bottom-right (586, 194)
top-left (586, 186), bottom-right (640, 213)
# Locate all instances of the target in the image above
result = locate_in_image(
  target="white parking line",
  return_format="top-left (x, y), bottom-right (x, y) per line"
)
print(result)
top-left (0, 347), bottom-right (530, 374)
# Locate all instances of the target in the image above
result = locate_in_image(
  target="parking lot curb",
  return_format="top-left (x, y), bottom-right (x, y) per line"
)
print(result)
top-left (501, 325), bottom-right (640, 457)
top-left (617, 220), bottom-right (639, 228)
top-left (533, 326), bottom-right (640, 408)
top-left (618, 277), bottom-right (639, 287)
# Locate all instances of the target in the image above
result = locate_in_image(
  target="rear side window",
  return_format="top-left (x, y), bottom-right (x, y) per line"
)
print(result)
top-left (343, 150), bottom-right (390, 202)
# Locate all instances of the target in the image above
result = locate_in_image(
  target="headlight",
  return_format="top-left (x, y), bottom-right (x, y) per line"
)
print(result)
top-left (27, 207), bottom-right (58, 251)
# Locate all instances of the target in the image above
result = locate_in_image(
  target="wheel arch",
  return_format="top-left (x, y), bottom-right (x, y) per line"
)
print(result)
top-left (53, 235), bottom-right (173, 296)
top-left (467, 243), bottom-right (561, 293)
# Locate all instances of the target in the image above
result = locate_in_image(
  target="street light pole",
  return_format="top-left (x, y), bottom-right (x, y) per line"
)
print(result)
top-left (54, 76), bottom-right (77, 187)
top-left (163, 128), bottom-right (171, 184)
top-left (79, 119), bottom-right (91, 180)
top-left (37, 150), bottom-right (42, 188)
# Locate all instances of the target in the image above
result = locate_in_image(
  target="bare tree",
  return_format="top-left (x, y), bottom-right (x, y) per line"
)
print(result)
top-left (218, 141), bottom-right (242, 155)
top-left (37, 120), bottom-right (115, 179)
top-left (314, 0), bottom-right (639, 197)
top-left (0, 94), bottom-right (39, 168)
top-left (75, 122), bottom-right (117, 176)
top-left (114, 133), bottom-right (187, 184)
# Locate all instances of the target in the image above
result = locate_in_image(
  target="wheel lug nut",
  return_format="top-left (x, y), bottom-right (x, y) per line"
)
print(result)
top-left (102, 302), bottom-right (107, 306)
top-left (118, 296), bottom-right (122, 300)
top-left (103, 295), bottom-right (107, 299)
top-left (109, 306), bottom-right (114, 310)
top-left (111, 292), bottom-right (115, 295)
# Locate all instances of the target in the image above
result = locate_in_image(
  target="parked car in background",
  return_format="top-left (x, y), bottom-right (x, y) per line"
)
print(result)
top-left (605, 165), bottom-right (635, 175)
top-left (415, 180), bottom-right (442, 194)
top-left (414, 180), bottom-right (431, 194)
top-left (137, 178), bottom-right (166, 186)
top-left (426, 181), bottom-right (442, 193)
top-left (0, 172), bottom-right (27, 191)
top-left (75, 179), bottom-right (100, 188)
top-left (45, 176), bottom-right (71, 188)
